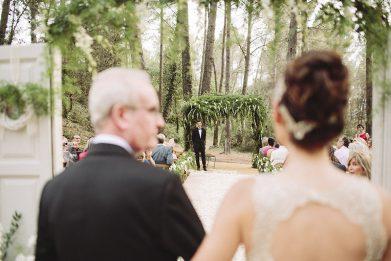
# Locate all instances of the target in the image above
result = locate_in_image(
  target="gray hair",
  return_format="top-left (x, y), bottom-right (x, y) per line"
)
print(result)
top-left (348, 141), bottom-right (370, 158)
top-left (157, 133), bottom-right (165, 144)
top-left (88, 68), bottom-right (152, 130)
top-left (261, 137), bottom-right (268, 147)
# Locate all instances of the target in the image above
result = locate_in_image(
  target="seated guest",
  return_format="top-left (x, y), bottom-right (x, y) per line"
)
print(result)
top-left (355, 123), bottom-right (370, 142)
top-left (167, 138), bottom-right (178, 160)
top-left (349, 139), bottom-right (370, 158)
top-left (270, 144), bottom-right (288, 167)
top-left (144, 149), bottom-right (156, 166)
top-left (62, 138), bottom-right (71, 168)
top-left (259, 137), bottom-right (268, 154)
top-left (152, 134), bottom-right (174, 165)
top-left (267, 143), bottom-right (279, 158)
top-left (69, 135), bottom-right (82, 162)
top-left (261, 137), bottom-right (275, 156)
top-left (79, 137), bottom-right (94, 161)
top-left (347, 152), bottom-right (371, 179)
top-left (328, 146), bottom-right (346, 171)
top-left (135, 152), bottom-right (145, 162)
top-left (334, 136), bottom-right (349, 167)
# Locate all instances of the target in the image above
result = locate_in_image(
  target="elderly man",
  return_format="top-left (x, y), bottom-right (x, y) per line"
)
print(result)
top-left (152, 133), bottom-right (174, 165)
top-left (36, 68), bottom-right (205, 261)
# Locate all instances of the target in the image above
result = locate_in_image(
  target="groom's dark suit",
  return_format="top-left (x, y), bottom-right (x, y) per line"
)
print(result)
top-left (192, 128), bottom-right (206, 170)
top-left (35, 143), bottom-right (205, 261)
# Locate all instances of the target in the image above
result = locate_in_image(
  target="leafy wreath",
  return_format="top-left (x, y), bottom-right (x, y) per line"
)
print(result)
top-left (0, 82), bottom-right (49, 131)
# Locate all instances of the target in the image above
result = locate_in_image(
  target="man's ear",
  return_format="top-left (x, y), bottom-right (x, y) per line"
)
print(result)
top-left (111, 104), bottom-right (130, 130)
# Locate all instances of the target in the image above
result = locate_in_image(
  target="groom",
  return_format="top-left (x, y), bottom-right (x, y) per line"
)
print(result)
top-left (35, 68), bottom-right (205, 261)
top-left (192, 121), bottom-right (207, 171)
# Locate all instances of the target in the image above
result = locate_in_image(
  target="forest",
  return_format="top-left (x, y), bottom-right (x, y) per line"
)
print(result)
top-left (0, 0), bottom-right (389, 153)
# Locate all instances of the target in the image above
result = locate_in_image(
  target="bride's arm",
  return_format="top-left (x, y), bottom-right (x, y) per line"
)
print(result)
top-left (192, 179), bottom-right (255, 261)
top-left (380, 189), bottom-right (391, 260)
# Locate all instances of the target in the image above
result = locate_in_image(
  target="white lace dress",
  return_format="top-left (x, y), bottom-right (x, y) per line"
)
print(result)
top-left (248, 174), bottom-right (388, 261)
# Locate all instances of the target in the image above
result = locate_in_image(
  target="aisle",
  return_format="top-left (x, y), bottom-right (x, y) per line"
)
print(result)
top-left (184, 170), bottom-right (249, 260)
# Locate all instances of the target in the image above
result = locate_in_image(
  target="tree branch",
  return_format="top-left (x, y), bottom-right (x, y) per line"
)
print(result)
top-left (232, 26), bottom-right (245, 56)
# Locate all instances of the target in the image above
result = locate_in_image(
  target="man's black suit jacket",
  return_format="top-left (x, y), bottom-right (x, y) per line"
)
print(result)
top-left (35, 143), bottom-right (205, 261)
top-left (191, 128), bottom-right (206, 150)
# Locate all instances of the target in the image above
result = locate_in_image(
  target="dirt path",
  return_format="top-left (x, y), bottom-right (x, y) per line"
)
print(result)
top-left (184, 170), bottom-right (248, 260)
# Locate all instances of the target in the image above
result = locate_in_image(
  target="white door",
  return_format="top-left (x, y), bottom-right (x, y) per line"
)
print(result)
top-left (0, 43), bottom-right (62, 258)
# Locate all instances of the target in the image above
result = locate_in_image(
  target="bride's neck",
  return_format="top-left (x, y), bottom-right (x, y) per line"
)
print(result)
top-left (284, 144), bottom-right (331, 174)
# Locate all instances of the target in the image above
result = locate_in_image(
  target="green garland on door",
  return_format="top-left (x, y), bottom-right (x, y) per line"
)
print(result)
top-left (0, 82), bottom-right (49, 119)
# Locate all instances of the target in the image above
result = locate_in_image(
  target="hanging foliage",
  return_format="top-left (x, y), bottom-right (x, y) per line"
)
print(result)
top-left (182, 94), bottom-right (267, 126)
top-left (45, 0), bottom-right (142, 73)
top-left (0, 82), bottom-right (49, 119)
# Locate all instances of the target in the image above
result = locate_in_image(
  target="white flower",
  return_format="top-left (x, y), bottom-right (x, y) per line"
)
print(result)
top-left (74, 27), bottom-right (93, 52)
top-left (73, 26), bottom-right (96, 72)
top-left (27, 235), bottom-right (37, 249)
top-left (16, 254), bottom-right (27, 261)
top-left (26, 255), bottom-right (35, 261)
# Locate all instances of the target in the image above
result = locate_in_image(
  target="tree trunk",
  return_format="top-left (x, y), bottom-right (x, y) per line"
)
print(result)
top-left (133, 30), bottom-right (146, 70)
top-left (159, 4), bottom-right (164, 106)
top-left (224, 116), bottom-right (232, 154)
top-left (177, 0), bottom-right (192, 100)
top-left (184, 122), bottom-right (192, 151)
top-left (29, 0), bottom-right (39, 43)
top-left (242, 1), bottom-right (253, 95)
top-left (162, 62), bottom-right (177, 119)
top-left (213, 121), bottom-right (219, 146)
top-left (301, 10), bottom-right (308, 54)
top-left (212, 58), bottom-right (218, 92)
top-left (199, 5), bottom-right (208, 95)
top-left (0, 0), bottom-right (11, 45)
top-left (286, 11), bottom-right (297, 61)
top-left (224, 0), bottom-right (231, 94)
top-left (219, 4), bottom-right (227, 93)
top-left (200, 1), bottom-right (217, 95)
top-left (365, 37), bottom-right (373, 135)
top-left (253, 43), bottom-right (264, 93)
top-left (131, 12), bottom-right (146, 70)
top-left (177, 0), bottom-right (193, 149)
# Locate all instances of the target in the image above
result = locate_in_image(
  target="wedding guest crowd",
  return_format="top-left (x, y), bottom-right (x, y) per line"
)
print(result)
top-left (62, 134), bottom-right (84, 167)
top-left (260, 122), bottom-right (372, 179)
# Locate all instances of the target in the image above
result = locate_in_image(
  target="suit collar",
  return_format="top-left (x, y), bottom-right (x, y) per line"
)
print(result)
top-left (93, 134), bottom-right (133, 154)
top-left (88, 143), bottom-right (134, 158)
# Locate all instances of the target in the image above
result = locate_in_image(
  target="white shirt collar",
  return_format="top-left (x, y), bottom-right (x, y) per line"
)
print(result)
top-left (93, 134), bottom-right (133, 154)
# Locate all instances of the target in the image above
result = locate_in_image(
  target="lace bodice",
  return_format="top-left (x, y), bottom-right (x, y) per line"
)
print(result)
top-left (248, 174), bottom-right (388, 261)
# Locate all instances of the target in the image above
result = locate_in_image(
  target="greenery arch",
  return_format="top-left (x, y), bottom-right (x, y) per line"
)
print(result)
top-left (182, 94), bottom-right (268, 151)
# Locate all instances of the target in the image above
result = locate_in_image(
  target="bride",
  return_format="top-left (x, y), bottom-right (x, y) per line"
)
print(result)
top-left (192, 51), bottom-right (391, 260)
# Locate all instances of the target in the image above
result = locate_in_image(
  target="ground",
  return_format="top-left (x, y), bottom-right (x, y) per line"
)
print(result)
top-left (205, 146), bottom-right (258, 174)
top-left (184, 170), bottom-right (249, 260)
top-left (183, 147), bottom-right (256, 260)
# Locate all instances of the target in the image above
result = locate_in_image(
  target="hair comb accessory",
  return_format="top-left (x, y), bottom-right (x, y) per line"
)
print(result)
top-left (279, 105), bottom-right (316, 140)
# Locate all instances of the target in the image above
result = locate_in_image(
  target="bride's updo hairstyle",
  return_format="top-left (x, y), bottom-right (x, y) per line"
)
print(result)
top-left (279, 51), bottom-right (349, 150)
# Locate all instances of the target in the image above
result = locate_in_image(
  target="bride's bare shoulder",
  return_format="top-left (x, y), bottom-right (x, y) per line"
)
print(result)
top-left (226, 178), bottom-right (256, 198)
top-left (221, 178), bottom-right (257, 211)
top-left (225, 175), bottom-right (279, 204)
top-left (377, 187), bottom-right (391, 259)
top-left (378, 188), bottom-right (391, 227)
